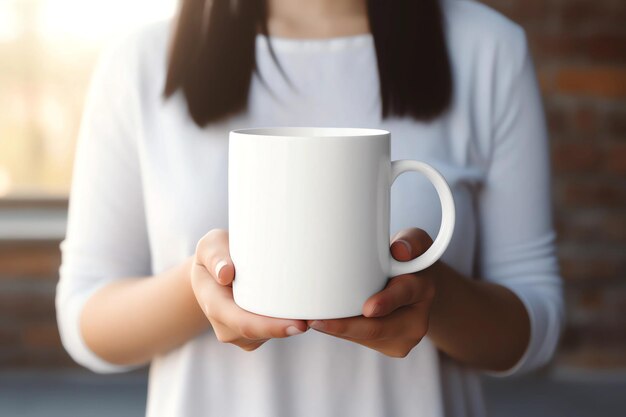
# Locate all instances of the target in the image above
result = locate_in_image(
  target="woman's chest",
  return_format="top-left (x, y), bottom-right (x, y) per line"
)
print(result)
top-left (139, 77), bottom-right (485, 275)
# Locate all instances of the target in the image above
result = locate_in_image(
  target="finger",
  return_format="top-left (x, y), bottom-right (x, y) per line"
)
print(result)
top-left (363, 274), bottom-right (435, 317)
top-left (323, 331), bottom-right (424, 359)
top-left (308, 316), bottom-right (388, 340)
top-left (195, 228), bottom-right (236, 285)
top-left (211, 319), bottom-right (270, 350)
top-left (198, 270), bottom-right (308, 340)
top-left (222, 294), bottom-right (308, 340)
top-left (390, 228), bottom-right (434, 261)
top-left (308, 304), bottom-right (422, 341)
top-left (239, 339), bottom-right (269, 352)
top-left (208, 319), bottom-right (242, 344)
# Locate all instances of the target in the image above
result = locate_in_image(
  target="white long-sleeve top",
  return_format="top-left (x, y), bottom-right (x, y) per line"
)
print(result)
top-left (56, 1), bottom-right (564, 416)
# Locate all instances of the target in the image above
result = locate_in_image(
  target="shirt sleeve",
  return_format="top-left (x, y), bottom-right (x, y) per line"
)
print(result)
top-left (476, 29), bottom-right (565, 377)
top-left (55, 32), bottom-right (152, 374)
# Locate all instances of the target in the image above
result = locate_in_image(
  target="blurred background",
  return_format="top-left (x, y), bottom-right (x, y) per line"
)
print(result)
top-left (0, 0), bottom-right (624, 416)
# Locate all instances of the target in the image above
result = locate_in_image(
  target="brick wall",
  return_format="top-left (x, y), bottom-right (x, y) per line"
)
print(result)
top-left (1, 0), bottom-right (625, 370)
top-left (0, 239), bottom-right (73, 368)
top-left (481, 0), bottom-right (626, 368)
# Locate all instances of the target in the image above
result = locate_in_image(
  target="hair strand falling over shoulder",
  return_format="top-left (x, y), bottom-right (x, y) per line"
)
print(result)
top-left (164, 0), bottom-right (452, 126)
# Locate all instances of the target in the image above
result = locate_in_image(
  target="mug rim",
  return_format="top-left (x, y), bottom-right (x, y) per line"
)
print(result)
top-left (230, 127), bottom-right (390, 139)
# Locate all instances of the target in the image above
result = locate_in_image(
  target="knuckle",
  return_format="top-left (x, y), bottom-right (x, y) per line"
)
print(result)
top-left (394, 350), bottom-right (410, 359)
top-left (238, 323), bottom-right (256, 340)
top-left (408, 319), bottom-right (428, 340)
top-left (406, 335), bottom-right (424, 350)
top-left (269, 327), bottom-right (286, 339)
top-left (328, 321), bottom-right (345, 334)
top-left (194, 239), bottom-right (206, 260)
top-left (194, 242), bottom-right (211, 268)
top-left (214, 330), bottom-right (234, 344)
top-left (206, 228), bottom-right (225, 240)
top-left (385, 347), bottom-right (409, 358)
top-left (239, 341), bottom-right (264, 352)
top-left (413, 227), bottom-right (433, 245)
top-left (409, 228), bottom-right (433, 256)
top-left (398, 346), bottom-right (413, 358)
top-left (365, 324), bottom-right (383, 340)
top-left (403, 281), bottom-right (419, 303)
top-left (416, 335), bottom-right (424, 345)
top-left (390, 342), bottom-right (418, 358)
top-left (214, 332), bottom-right (226, 343)
top-left (196, 229), bottom-right (226, 256)
top-left (386, 275), bottom-right (404, 289)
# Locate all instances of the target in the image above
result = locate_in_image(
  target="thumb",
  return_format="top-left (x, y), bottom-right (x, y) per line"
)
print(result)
top-left (196, 229), bottom-right (236, 286)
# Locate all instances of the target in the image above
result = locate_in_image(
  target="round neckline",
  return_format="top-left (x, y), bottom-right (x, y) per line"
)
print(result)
top-left (255, 32), bottom-right (373, 53)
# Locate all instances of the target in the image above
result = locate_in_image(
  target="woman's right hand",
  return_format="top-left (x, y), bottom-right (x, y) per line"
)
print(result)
top-left (190, 229), bottom-right (309, 351)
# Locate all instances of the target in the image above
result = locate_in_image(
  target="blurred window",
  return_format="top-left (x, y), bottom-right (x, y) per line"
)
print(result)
top-left (0, 0), bottom-right (176, 198)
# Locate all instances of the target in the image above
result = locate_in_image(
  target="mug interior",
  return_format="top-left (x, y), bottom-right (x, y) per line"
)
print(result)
top-left (231, 127), bottom-right (389, 138)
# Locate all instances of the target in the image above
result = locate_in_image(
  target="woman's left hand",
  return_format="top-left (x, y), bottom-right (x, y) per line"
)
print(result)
top-left (307, 228), bottom-right (437, 358)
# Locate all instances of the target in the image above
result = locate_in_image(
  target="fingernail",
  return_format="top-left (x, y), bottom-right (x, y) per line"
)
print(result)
top-left (396, 239), bottom-right (412, 255)
top-left (309, 320), bottom-right (325, 330)
top-left (214, 260), bottom-right (228, 280)
top-left (286, 326), bottom-right (303, 336)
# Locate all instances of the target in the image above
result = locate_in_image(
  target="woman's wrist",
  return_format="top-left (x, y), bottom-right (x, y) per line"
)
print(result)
top-left (425, 261), bottom-right (530, 371)
top-left (180, 256), bottom-right (212, 331)
top-left (425, 261), bottom-right (462, 340)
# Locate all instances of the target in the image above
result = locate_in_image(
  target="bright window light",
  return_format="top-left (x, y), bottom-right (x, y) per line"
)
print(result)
top-left (38, 0), bottom-right (177, 40)
top-left (0, 0), bottom-right (178, 197)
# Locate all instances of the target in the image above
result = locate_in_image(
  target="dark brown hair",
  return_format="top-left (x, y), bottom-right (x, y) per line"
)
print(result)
top-left (164, 0), bottom-right (452, 126)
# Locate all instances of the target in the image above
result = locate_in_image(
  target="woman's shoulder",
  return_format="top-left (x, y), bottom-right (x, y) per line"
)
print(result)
top-left (442, 0), bottom-right (528, 58)
top-left (128, 18), bottom-right (173, 63)
top-left (102, 18), bottom-right (172, 60)
top-left (91, 18), bottom-right (173, 92)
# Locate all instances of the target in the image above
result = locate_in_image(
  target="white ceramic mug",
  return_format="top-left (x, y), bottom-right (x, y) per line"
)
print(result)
top-left (228, 127), bottom-right (455, 319)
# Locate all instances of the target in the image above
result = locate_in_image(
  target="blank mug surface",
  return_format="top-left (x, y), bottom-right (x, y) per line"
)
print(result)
top-left (228, 127), bottom-right (454, 320)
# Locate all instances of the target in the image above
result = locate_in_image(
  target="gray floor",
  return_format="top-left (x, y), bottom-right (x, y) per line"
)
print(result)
top-left (1, 369), bottom-right (625, 417)
top-left (0, 371), bottom-right (147, 417)
top-left (482, 369), bottom-right (626, 417)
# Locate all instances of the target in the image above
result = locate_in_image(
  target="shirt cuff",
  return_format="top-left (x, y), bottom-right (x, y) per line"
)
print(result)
top-left (482, 279), bottom-right (563, 377)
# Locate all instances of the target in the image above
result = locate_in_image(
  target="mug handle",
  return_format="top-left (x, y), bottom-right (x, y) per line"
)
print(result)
top-left (387, 160), bottom-right (456, 277)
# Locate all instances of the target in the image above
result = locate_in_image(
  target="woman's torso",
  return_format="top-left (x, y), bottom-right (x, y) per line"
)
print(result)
top-left (126, 1), bottom-right (522, 415)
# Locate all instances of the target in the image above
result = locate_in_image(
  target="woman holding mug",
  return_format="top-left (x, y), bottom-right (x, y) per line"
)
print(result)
top-left (56, 0), bottom-right (564, 416)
